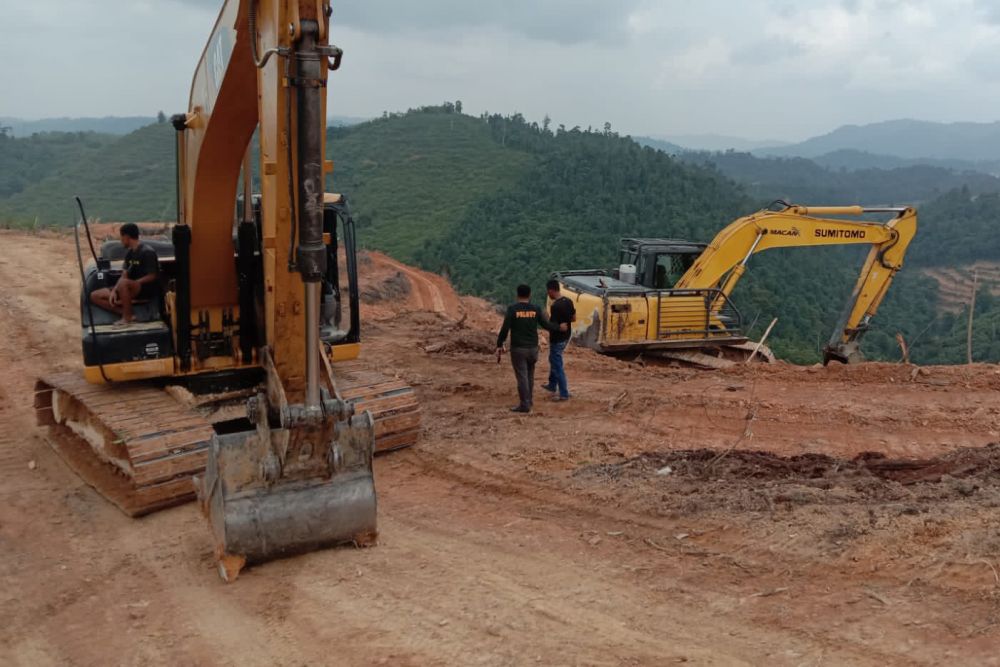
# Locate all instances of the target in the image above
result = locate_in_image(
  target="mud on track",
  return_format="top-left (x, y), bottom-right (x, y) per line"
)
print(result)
top-left (3, 229), bottom-right (1000, 665)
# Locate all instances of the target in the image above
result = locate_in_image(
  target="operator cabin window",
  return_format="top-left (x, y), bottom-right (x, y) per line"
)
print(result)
top-left (654, 254), bottom-right (691, 289)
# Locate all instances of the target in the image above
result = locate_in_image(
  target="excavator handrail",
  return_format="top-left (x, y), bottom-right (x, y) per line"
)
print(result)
top-left (787, 205), bottom-right (911, 216)
top-left (72, 197), bottom-right (111, 384)
top-left (654, 287), bottom-right (744, 340)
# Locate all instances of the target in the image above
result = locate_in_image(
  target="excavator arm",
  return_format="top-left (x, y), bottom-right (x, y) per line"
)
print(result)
top-left (172, 0), bottom-right (338, 395)
top-left (676, 204), bottom-right (917, 363)
top-left (176, 0), bottom-right (377, 580)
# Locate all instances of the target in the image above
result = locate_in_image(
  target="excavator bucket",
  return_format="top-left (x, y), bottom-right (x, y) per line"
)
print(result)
top-left (196, 396), bottom-right (377, 581)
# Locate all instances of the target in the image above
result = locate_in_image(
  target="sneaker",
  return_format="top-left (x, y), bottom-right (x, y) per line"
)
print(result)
top-left (552, 395), bottom-right (570, 402)
top-left (111, 319), bottom-right (135, 329)
top-left (541, 384), bottom-right (556, 393)
top-left (510, 406), bottom-right (531, 413)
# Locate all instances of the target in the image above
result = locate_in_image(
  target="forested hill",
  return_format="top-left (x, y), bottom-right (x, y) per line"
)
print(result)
top-left (0, 121), bottom-right (176, 225)
top-left (2, 106), bottom-right (1000, 365)
top-left (413, 115), bottom-right (747, 298)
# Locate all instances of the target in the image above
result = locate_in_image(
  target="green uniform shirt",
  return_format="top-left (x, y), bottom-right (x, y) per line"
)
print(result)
top-left (497, 302), bottom-right (558, 349)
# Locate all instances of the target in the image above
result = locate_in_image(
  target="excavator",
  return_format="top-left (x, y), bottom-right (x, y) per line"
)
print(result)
top-left (33, 0), bottom-right (420, 580)
top-left (553, 203), bottom-right (917, 368)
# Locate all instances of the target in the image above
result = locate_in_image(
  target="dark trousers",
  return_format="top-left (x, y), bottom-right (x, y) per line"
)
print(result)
top-left (510, 346), bottom-right (539, 410)
top-left (547, 339), bottom-right (569, 398)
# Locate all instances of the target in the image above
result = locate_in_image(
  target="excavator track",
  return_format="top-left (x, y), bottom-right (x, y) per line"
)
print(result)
top-left (333, 361), bottom-right (421, 453)
top-left (650, 341), bottom-right (777, 370)
top-left (34, 372), bottom-right (214, 517)
top-left (34, 364), bottom-right (420, 517)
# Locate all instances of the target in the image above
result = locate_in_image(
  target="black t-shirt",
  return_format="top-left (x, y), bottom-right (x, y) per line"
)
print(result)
top-left (124, 243), bottom-right (159, 281)
top-left (549, 296), bottom-right (576, 343)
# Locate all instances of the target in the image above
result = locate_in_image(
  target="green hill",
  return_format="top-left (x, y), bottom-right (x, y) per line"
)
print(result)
top-left (3, 107), bottom-right (1000, 365)
top-left (0, 121), bottom-right (176, 226)
top-left (0, 130), bottom-right (115, 201)
top-left (419, 116), bottom-right (747, 299)
top-left (905, 188), bottom-right (1000, 268)
top-left (0, 116), bottom-right (157, 137)
top-left (328, 108), bottom-right (535, 260)
top-left (0, 107), bottom-right (533, 259)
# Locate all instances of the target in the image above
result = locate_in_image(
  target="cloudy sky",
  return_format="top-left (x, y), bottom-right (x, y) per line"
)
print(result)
top-left (4, 0), bottom-right (1000, 141)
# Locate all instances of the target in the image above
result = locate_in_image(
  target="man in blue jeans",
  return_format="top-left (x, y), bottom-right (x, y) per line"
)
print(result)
top-left (542, 279), bottom-right (575, 401)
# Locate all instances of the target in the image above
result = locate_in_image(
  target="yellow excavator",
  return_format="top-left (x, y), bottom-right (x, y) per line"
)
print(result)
top-left (553, 203), bottom-right (917, 367)
top-left (34, 0), bottom-right (419, 580)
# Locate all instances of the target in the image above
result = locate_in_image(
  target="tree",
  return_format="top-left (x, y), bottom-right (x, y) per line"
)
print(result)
top-left (455, 100), bottom-right (463, 114)
top-left (543, 114), bottom-right (551, 133)
top-left (157, 110), bottom-right (166, 123)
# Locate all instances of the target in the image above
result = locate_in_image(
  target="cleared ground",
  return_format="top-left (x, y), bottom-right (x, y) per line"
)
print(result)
top-left (2, 230), bottom-right (1000, 666)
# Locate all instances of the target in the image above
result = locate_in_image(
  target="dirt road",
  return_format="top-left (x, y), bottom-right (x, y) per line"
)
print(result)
top-left (366, 251), bottom-right (460, 316)
top-left (3, 230), bottom-right (1000, 665)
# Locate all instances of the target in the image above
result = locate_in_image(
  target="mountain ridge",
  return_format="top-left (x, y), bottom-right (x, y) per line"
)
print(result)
top-left (755, 118), bottom-right (1000, 162)
top-left (0, 115), bottom-right (368, 137)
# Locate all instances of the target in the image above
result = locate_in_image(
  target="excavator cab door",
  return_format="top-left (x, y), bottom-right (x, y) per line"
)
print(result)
top-left (320, 199), bottom-right (360, 347)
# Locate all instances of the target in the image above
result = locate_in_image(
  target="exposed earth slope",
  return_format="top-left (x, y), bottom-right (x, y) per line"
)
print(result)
top-left (2, 230), bottom-right (1000, 665)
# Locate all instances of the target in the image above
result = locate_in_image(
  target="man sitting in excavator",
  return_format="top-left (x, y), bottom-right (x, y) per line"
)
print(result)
top-left (89, 223), bottom-right (159, 328)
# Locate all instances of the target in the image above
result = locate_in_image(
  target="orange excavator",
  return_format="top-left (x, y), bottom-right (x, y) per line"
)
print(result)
top-left (34, 0), bottom-right (419, 580)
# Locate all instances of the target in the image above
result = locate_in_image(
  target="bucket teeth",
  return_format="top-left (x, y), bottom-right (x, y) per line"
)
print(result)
top-left (216, 551), bottom-right (247, 583)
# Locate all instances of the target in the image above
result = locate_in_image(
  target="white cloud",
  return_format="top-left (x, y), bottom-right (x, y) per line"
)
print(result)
top-left (3, 0), bottom-right (1000, 139)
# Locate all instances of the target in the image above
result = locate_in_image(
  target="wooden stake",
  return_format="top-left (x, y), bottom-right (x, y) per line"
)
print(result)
top-left (895, 333), bottom-right (910, 364)
top-left (746, 318), bottom-right (778, 365)
top-left (967, 268), bottom-right (979, 365)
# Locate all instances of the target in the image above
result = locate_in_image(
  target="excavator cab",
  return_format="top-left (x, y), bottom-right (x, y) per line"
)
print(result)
top-left (79, 235), bottom-right (176, 374)
top-left (618, 238), bottom-right (706, 289)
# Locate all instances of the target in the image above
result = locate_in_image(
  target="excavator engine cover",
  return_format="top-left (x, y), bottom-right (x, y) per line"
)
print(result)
top-left (197, 407), bottom-right (377, 580)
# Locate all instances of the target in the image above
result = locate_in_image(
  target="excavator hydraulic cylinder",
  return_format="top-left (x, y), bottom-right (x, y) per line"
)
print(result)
top-left (294, 19), bottom-right (326, 409)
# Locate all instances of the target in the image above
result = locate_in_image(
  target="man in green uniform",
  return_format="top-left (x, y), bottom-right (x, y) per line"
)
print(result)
top-left (496, 284), bottom-right (565, 413)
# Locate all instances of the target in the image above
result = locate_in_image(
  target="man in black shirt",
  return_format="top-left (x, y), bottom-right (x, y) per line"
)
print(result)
top-left (496, 284), bottom-right (565, 413)
top-left (90, 223), bottom-right (160, 328)
top-left (541, 279), bottom-right (576, 400)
